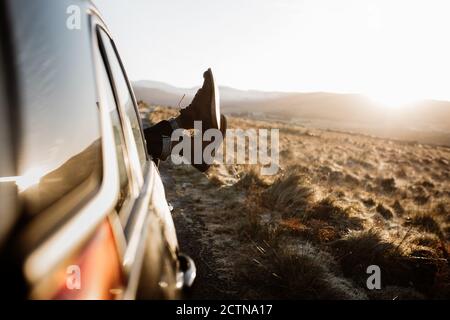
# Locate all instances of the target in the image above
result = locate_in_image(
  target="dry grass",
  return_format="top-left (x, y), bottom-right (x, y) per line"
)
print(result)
top-left (140, 103), bottom-right (450, 299)
top-left (236, 241), bottom-right (367, 299)
top-left (263, 168), bottom-right (315, 217)
top-left (331, 230), bottom-right (412, 287)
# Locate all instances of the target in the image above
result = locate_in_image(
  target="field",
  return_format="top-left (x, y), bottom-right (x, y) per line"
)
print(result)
top-left (141, 103), bottom-right (450, 300)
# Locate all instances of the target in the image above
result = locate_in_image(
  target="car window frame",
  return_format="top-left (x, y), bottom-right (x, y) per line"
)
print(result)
top-left (108, 38), bottom-right (149, 166)
top-left (95, 36), bottom-right (136, 221)
top-left (95, 27), bottom-right (145, 224)
top-left (96, 27), bottom-right (148, 188)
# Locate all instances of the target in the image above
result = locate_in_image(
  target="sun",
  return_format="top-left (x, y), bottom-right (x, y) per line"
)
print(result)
top-left (366, 91), bottom-right (422, 110)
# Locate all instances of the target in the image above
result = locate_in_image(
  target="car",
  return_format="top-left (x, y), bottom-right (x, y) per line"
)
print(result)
top-left (0, 0), bottom-right (195, 300)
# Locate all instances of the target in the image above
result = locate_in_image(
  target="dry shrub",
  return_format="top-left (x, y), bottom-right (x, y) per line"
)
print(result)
top-left (410, 233), bottom-right (442, 249)
top-left (378, 177), bottom-right (397, 193)
top-left (362, 198), bottom-right (376, 208)
top-left (433, 201), bottom-right (448, 218)
top-left (264, 168), bottom-right (315, 216)
top-left (376, 203), bottom-right (394, 220)
top-left (392, 200), bottom-right (405, 215)
top-left (406, 213), bottom-right (443, 237)
top-left (306, 197), bottom-right (364, 232)
top-left (279, 218), bottom-right (339, 243)
top-left (344, 173), bottom-right (360, 186)
top-left (331, 230), bottom-right (412, 287)
top-left (146, 105), bottom-right (178, 124)
top-left (444, 226), bottom-right (450, 242)
top-left (331, 229), bottom-right (449, 296)
top-left (279, 218), bottom-right (308, 233)
top-left (235, 167), bottom-right (269, 189)
top-left (207, 174), bottom-right (225, 186)
top-left (236, 241), bottom-right (367, 300)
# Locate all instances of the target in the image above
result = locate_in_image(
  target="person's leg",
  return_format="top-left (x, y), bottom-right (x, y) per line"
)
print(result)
top-left (144, 115), bottom-right (227, 171)
top-left (189, 115), bottom-right (227, 172)
top-left (143, 68), bottom-right (226, 171)
top-left (144, 119), bottom-right (178, 161)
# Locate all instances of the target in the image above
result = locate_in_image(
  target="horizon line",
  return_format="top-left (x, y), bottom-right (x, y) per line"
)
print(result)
top-left (132, 79), bottom-right (450, 103)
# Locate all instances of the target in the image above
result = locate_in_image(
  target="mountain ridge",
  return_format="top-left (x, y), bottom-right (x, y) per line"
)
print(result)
top-left (133, 80), bottom-right (450, 146)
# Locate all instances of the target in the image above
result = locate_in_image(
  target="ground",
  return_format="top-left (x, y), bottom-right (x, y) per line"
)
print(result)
top-left (140, 103), bottom-right (450, 300)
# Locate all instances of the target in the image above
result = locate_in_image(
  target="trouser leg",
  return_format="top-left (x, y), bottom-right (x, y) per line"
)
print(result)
top-left (143, 116), bottom-right (227, 172)
top-left (143, 119), bottom-right (177, 161)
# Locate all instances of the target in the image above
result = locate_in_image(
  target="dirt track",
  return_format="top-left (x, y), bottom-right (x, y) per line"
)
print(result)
top-left (159, 161), bottom-right (239, 299)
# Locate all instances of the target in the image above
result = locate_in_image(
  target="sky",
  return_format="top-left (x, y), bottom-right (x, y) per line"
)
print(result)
top-left (94, 0), bottom-right (450, 102)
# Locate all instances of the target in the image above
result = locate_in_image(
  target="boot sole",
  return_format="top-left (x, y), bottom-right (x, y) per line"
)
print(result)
top-left (208, 68), bottom-right (221, 131)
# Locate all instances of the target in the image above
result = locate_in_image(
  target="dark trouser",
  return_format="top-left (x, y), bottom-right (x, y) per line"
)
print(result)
top-left (143, 119), bottom-right (211, 172)
top-left (144, 120), bottom-right (174, 161)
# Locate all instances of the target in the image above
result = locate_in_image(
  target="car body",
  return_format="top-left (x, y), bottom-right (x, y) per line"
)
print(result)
top-left (0, 0), bottom-right (195, 300)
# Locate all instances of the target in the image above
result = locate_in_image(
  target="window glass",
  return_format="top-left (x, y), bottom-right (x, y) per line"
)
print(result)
top-left (10, 1), bottom-right (103, 222)
top-left (98, 32), bottom-right (147, 170)
top-left (97, 50), bottom-right (131, 212)
top-left (0, 41), bottom-right (17, 245)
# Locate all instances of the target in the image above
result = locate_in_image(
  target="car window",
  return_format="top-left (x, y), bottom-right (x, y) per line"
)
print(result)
top-left (97, 31), bottom-right (147, 173)
top-left (9, 1), bottom-right (103, 225)
top-left (97, 48), bottom-right (131, 213)
top-left (0, 41), bottom-right (17, 245)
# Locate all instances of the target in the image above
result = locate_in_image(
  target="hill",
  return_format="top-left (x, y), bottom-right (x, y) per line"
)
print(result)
top-left (133, 81), bottom-right (450, 146)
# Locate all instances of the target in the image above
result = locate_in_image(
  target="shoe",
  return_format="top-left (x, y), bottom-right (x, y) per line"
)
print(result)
top-left (191, 115), bottom-right (227, 173)
top-left (178, 68), bottom-right (221, 131)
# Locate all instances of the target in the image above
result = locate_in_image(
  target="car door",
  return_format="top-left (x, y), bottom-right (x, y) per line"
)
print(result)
top-left (8, 0), bottom-right (126, 300)
top-left (94, 23), bottom-right (181, 299)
